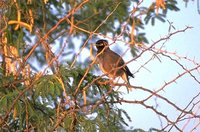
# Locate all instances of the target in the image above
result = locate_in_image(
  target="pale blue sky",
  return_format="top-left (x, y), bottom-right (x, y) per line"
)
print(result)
top-left (118, 1), bottom-right (200, 131)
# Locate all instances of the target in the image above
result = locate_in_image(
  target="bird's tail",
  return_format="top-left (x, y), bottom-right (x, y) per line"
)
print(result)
top-left (125, 66), bottom-right (134, 78)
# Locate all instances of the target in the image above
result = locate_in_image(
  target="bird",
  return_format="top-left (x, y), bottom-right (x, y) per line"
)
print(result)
top-left (95, 39), bottom-right (134, 90)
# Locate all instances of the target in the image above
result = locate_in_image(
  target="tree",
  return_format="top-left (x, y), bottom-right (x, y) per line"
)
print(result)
top-left (0, 0), bottom-right (199, 131)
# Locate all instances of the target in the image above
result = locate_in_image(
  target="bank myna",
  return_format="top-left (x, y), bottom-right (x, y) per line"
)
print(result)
top-left (95, 39), bottom-right (134, 90)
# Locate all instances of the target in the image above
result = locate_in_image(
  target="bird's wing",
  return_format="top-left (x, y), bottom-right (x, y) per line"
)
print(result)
top-left (106, 50), bottom-right (125, 67)
top-left (107, 50), bottom-right (134, 78)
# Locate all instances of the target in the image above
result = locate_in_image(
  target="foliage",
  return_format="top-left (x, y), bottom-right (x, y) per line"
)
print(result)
top-left (0, 0), bottom-right (199, 131)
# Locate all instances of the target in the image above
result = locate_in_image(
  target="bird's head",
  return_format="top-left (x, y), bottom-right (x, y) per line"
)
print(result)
top-left (95, 39), bottom-right (109, 51)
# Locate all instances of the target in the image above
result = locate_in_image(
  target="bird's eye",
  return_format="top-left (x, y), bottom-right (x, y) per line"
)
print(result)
top-left (103, 42), bottom-right (107, 45)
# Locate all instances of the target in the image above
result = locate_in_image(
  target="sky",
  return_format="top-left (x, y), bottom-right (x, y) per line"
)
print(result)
top-left (116, 1), bottom-right (200, 131)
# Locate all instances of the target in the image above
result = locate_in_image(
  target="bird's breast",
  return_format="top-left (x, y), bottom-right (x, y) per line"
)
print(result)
top-left (97, 53), bottom-right (122, 78)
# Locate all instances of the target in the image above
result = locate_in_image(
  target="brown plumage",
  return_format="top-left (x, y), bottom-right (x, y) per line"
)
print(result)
top-left (95, 39), bottom-right (134, 87)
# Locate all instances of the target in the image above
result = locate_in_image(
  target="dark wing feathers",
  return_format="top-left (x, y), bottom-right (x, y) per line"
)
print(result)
top-left (124, 66), bottom-right (134, 78)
